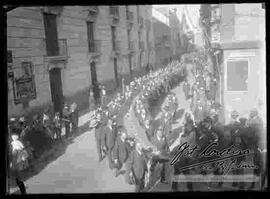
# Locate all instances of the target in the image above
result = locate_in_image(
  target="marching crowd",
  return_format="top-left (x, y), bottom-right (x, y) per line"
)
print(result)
top-left (8, 51), bottom-right (266, 192)
top-left (92, 56), bottom-right (266, 192)
top-left (91, 60), bottom-right (187, 192)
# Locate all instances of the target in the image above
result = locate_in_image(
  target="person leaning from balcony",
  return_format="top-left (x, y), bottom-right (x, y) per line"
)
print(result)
top-left (126, 142), bottom-right (148, 192)
top-left (63, 103), bottom-right (71, 138)
top-left (112, 127), bottom-right (130, 177)
top-left (103, 116), bottom-right (118, 169)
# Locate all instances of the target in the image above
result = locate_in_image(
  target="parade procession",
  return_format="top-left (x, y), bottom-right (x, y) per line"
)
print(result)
top-left (6, 4), bottom-right (266, 194)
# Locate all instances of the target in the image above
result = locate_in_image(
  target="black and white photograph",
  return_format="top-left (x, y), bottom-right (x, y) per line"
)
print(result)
top-left (5, 3), bottom-right (267, 194)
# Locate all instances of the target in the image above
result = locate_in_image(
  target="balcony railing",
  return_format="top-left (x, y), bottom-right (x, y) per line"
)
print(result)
top-left (110, 6), bottom-right (119, 18)
top-left (139, 16), bottom-right (144, 28)
top-left (88, 40), bottom-right (101, 54)
top-left (139, 41), bottom-right (145, 51)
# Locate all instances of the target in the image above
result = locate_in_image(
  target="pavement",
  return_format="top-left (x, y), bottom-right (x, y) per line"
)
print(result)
top-left (9, 108), bottom-right (135, 194)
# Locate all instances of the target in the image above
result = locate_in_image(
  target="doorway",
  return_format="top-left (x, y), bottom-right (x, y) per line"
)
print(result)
top-left (90, 61), bottom-right (100, 101)
top-left (114, 58), bottom-right (119, 87)
top-left (128, 54), bottom-right (132, 75)
top-left (49, 68), bottom-right (63, 116)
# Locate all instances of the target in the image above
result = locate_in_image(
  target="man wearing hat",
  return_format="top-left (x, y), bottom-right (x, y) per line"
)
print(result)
top-left (126, 142), bottom-right (148, 192)
top-left (150, 126), bottom-right (171, 184)
top-left (112, 128), bottom-right (130, 177)
top-left (94, 111), bottom-right (107, 162)
top-left (246, 108), bottom-right (266, 190)
top-left (228, 110), bottom-right (241, 145)
top-left (144, 119), bottom-right (155, 142)
top-left (62, 104), bottom-right (71, 138)
top-left (103, 116), bottom-right (118, 169)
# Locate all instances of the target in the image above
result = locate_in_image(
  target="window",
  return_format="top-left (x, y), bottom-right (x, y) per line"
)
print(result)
top-left (226, 60), bottom-right (248, 91)
top-left (43, 13), bottom-right (59, 56)
top-left (87, 22), bottom-right (95, 52)
top-left (111, 26), bottom-right (116, 50)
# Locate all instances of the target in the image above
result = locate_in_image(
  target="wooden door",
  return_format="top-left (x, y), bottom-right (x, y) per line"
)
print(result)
top-left (111, 26), bottom-right (116, 50)
top-left (49, 68), bottom-right (63, 116)
top-left (114, 58), bottom-right (119, 87)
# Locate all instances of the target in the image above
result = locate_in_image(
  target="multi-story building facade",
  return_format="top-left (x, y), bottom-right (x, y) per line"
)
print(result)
top-left (7, 5), bottom-right (155, 117)
top-left (210, 4), bottom-right (266, 124)
top-left (152, 7), bottom-right (185, 68)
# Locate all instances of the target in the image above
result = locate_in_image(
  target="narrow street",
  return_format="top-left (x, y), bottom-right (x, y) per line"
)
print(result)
top-left (11, 113), bottom-right (135, 193)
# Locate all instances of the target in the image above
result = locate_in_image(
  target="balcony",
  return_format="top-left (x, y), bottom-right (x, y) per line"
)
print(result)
top-left (139, 16), bottom-right (144, 29)
top-left (139, 41), bottom-right (145, 51)
top-left (88, 40), bottom-right (102, 57)
top-left (44, 39), bottom-right (69, 63)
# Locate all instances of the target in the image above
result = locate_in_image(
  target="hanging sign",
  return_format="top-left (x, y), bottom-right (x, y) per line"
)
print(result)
top-left (13, 62), bottom-right (36, 104)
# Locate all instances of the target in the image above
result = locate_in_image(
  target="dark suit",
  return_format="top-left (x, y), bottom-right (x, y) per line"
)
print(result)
top-left (126, 150), bottom-right (148, 192)
top-left (112, 136), bottom-right (129, 168)
top-left (150, 135), bottom-right (171, 182)
top-left (104, 125), bottom-right (117, 169)
top-left (94, 122), bottom-right (106, 161)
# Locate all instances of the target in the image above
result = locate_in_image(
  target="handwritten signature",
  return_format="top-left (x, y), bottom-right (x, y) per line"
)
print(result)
top-left (170, 142), bottom-right (257, 174)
